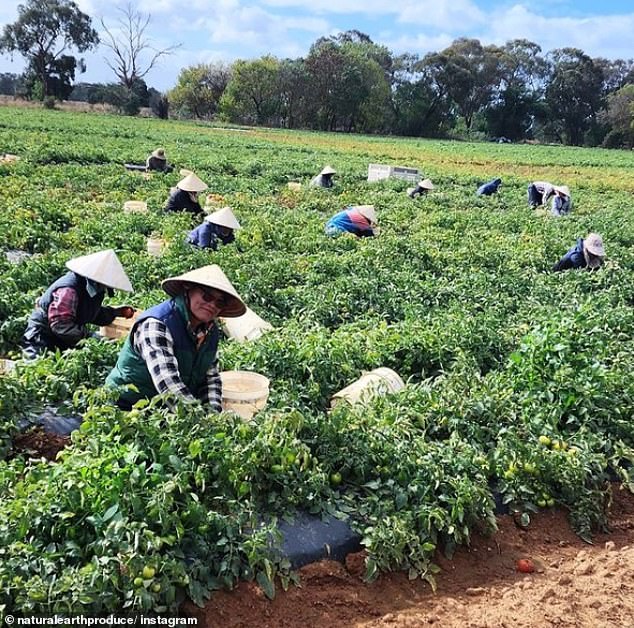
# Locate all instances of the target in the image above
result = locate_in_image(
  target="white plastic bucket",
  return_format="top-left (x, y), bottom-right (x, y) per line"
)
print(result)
top-left (330, 367), bottom-right (405, 408)
top-left (220, 307), bottom-right (273, 343)
top-left (220, 371), bottom-right (270, 421)
top-left (0, 359), bottom-right (16, 375)
top-left (146, 237), bottom-right (167, 257)
top-left (123, 200), bottom-right (148, 214)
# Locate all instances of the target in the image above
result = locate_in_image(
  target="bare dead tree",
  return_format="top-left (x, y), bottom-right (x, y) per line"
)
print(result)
top-left (100, 4), bottom-right (180, 89)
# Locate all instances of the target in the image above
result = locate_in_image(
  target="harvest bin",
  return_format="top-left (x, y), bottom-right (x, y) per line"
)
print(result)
top-left (123, 200), bottom-right (148, 214)
top-left (220, 370), bottom-right (270, 421)
top-left (99, 310), bottom-right (140, 340)
top-left (220, 307), bottom-right (273, 343)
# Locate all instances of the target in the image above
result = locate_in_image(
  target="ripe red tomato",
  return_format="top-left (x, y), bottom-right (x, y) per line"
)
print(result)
top-left (516, 559), bottom-right (535, 573)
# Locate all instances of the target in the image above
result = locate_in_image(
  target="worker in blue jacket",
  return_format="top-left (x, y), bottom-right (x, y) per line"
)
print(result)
top-left (187, 207), bottom-right (240, 251)
top-left (552, 233), bottom-right (605, 271)
top-left (476, 178), bottom-right (502, 196)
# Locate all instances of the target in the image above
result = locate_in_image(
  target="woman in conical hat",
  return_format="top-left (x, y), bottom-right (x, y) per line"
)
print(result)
top-left (165, 172), bottom-right (208, 215)
top-left (21, 250), bottom-right (134, 359)
top-left (325, 205), bottom-right (378, 238)
top-left (187, 207), bottom-right (241, 251)
top-left (408, 178), bottom-right (435, 199)
top-left (106, 265), bottom-right (246, 410)
top-left (310, 165), bottom-right (337, 189)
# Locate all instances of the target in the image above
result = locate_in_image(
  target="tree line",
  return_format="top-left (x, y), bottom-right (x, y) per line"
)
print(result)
top-left (1, 0), bottom-right (633, 147)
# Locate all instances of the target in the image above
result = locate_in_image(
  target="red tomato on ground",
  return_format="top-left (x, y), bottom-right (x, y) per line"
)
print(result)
top-left (516, 559), bottom-right (535, 573)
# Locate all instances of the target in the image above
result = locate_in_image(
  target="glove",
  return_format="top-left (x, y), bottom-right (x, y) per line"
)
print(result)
top-left (115, 306), bottom-right (135, 319)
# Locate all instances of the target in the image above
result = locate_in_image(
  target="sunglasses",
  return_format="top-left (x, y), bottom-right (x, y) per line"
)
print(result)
top-left (199, 288), bottom-right (227, 306)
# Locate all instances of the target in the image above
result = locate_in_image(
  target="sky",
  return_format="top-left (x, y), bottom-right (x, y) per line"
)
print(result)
top-left (0, 0), bottom-right (633, 92)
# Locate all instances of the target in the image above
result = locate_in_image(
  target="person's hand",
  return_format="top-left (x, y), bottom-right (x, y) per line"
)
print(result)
top-left (116, 306), bottom-right (135, 319)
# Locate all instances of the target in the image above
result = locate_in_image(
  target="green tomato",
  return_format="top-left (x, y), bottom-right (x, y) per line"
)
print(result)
top-left (330, 472), bottom-right (342, 486)
top-left (523, 462), bottom-right (537, 474)
top-left (142, 566), bottom-right (156, 579)
top-left (537, 499), bottom-right (547, 508)
top-left (151, 583), bottom-right (162, 593)
top-left (547, 498), bottom-right (555, 507)
top-left (133, 577), bottom-right (144, 587)
top-left (538, 435), bottom-right (551, 446)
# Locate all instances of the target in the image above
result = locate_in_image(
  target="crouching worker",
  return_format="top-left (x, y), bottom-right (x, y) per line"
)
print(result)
top-left (146, 148), bottom-right (173, 173)
top-left (310, 165), bottom-right (336, 188)
top-left (407, 179), bottom-right (434, 199)
top-left (106, 265), bottom-right (246, 411)
top-left (477, 178), bottom-right (502, 196)
top-left (21, 250), bottom-right (134, 360)
top-left (165, 172), bottom-right (208, 215)
top-left (550, 185), bottom-right (572, 217)
top-left (187, 207), bottom-right (240, 251)
top-left (125, 148), bottom-right (173, 173)
top-left (553, 233), bottom-right (605, 272)
top-left (325, 205), bottom-right (378, 238)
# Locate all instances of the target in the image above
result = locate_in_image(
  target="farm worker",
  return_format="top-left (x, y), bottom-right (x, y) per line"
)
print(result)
top-left (165, 172), bottom-right (208, 215)
top-left (552, 233), bottom-right (605, 272)
top-left (476, 178), bottom-right (502, 196)
top-left (21, 249), bottom-right (134, 360)
top-left (407, 179), bottom-right (434, 199)
top-left (325, 205), bottom-right (378, 238)
top-left (550, 185), bottom-right (572, 217)
top-left (310, 165), bottom-right (336, 188)
top-left (106, 264), bottom-right (246, 411)
top-left (146, 148), bottom-right (174, 173)
top-left (186, 206), bottom-right (240, 251)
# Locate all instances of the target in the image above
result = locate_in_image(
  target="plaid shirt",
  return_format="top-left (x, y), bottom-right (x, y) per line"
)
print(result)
top-left (132, 318), bottom-right (222, 412)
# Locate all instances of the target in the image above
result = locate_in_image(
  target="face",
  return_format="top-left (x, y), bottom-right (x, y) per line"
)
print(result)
top-left (186, 286), bottom-right (227, 324)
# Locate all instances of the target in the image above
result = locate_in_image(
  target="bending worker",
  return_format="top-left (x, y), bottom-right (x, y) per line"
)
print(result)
top-left (310, 165), bottom-right (336, 188)
top-left (165, 172), bottom-right (208, 214)
top-left (187, 206), bottom-right (241, 251)
top-left (553, 233), bottom-right (605, 272)
top-left (528, 181), bottom-right (572, 215)
top-left (106, 264), bottom-right (246, 410)
top-left (21, 249), bottom-right (134, 359)
top-left (477, 178), bottom-right (502, 196)
top-left (325, 205), bottom-right (378, 238)
top-left (408, 179), bottom-right (434, 199)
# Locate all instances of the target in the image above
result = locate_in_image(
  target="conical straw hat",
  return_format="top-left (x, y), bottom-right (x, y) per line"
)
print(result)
top-left (151, 148), bottom-right (166, 160)
top-left (584, 233), bottom-right (605, 267)
top-left (418, 179), bottom-right (435, 190)
top-left (320, 165), bottom-right (336, 176)
top-left (554, 185), bottom-right (570, 197)
top-left (66, 249), bottom-right (133, 292)
top-left (177, 172), bottom-right (208, 193)
top-left (205, 206), bottom-right (241, 230)
top-left (354, 205), bottom-right (377, 224)
top-left (162, 264), bottom-right (246, 317)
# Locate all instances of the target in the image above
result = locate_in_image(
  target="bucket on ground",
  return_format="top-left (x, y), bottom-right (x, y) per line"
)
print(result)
top-left (220, 370), bottom-right (270, 421)
top-left (330, 367), bottom-right (405, 409)
top-left (287, 182), bottom-right (302, 191)
top-left (99, 310), bottom-right (140, 340)
top-left (220, 307), bottom-right (273, 343)
top-left (0, 359), bottom-right (16, 376)
top-left (123, 200), bottom-right (148, 214)
top-left (146, 237), bottom-right (167, 257)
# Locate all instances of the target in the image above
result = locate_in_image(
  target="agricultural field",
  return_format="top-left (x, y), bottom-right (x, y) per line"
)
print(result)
top-left (0, 105), bottom-right (633, 618)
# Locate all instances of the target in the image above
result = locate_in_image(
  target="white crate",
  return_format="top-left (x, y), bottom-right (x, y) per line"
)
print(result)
top-left (367, 164), bottom-right (391, 182)
top-left (367, 163), bottom-right (419, 183)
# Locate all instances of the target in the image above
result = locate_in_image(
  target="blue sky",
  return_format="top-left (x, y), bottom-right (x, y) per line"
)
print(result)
top-left (0, 0), bottom-right (633, 91)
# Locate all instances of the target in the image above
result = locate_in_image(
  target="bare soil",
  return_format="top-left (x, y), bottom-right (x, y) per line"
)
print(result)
top-left (11, 427), bottom-right (70, 461)
top-left (185, 487), bottom-right (634, 628)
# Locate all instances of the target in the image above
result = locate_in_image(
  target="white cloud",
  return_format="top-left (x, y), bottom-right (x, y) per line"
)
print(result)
top-left (384, 32), bottom-right (456, 56)
top-left (485, 4), bottom-right (634, 59)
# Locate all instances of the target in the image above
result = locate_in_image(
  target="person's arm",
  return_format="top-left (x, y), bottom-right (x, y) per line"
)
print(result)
top-left (200, 359), bottom-right (223, 412)
top-left (552, 247), bottom-right (582, 272)
top-left (133, 318), bottom-right (198, 402)
top-left (541, 183), bottom-right (554, 204)
top-left (48, 287), bottom-right (88, 344)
